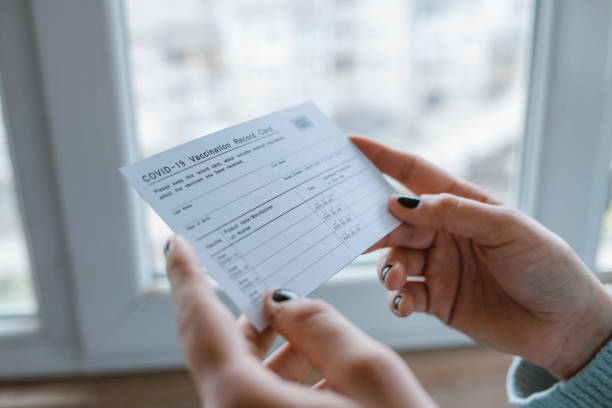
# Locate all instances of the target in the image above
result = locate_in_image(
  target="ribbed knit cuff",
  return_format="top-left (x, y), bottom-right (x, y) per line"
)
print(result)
top-left (507, 339), bottom-right (612, 407)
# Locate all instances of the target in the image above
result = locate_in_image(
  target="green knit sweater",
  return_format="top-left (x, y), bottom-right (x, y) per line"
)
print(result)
top-left (507, 339), bottom-right (612, 407)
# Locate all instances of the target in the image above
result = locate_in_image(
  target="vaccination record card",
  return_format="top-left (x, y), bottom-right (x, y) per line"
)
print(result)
top-left (120, 102), bottom-right (400, 330)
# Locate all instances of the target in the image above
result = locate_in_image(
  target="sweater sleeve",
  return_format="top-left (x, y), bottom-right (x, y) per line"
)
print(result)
top-left (506, 339), bottom-right (612, 407)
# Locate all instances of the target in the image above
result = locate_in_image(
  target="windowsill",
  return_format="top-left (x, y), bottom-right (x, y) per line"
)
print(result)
top-left (0, 346), bottom-right (513, 407)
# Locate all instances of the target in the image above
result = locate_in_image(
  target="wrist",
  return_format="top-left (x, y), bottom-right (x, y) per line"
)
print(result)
top-left (548, 285), bottom-right (612, 379)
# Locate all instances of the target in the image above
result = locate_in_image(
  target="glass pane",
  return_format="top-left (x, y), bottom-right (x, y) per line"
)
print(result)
top-left (595, 164), bottom-right (612, 272)
top-left (125, 0), bottom-right (533, 274)
top-left (0, 95), bottom-right (37, 314)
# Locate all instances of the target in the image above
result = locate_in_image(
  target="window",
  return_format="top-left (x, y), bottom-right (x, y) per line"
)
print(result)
top-left (0, 93), bottom-right (36, 316)
top-left (595, 159), bottom-right (612, 273)
top-left (125, 0), bottom-right (533, 274)
top-left (0, 0), bottom-right (610, 377)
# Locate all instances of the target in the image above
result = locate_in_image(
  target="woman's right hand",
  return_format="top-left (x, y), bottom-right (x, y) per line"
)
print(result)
top-left (352, 136), bottom-right (612, 380)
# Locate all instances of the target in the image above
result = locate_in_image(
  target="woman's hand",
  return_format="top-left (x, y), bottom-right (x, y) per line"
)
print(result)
top-left (352, 136), bottom-right (612, 380)
top-left (165, 235), bottom-right (437, 408)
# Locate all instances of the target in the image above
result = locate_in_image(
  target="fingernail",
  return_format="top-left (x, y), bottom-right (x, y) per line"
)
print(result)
top-left (163, 240), bottom-right (171, 257)
top-left (272, 289), bottom-right (299, 302)
top-left (381, 264), bottom-right (392, 282)
top-left (397, 195), bottom-right (420, 209)
top-left (393, 295), bottom-right (402, 310)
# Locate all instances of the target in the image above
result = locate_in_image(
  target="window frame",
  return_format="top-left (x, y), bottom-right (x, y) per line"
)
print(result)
top-left (518, 0), bottom-right (612, 276)
top-left (0, 0), bottom-right (79, 376)
top-left (0, 0), bottom-right (610, 377)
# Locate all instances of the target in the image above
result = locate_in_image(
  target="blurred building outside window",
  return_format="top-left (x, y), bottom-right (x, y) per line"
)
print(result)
top-left (596, 160), bottom-right (612, 273)
top-left (0, 95), bottom-right (36, 315)
top-left (125, 0), bottom-right (533, 274)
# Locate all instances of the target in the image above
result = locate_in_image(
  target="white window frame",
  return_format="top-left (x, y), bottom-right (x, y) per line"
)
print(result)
top-left (0, 0), bottom-right (610, 377)
top-left (519, 0), bottom-right (612, 274)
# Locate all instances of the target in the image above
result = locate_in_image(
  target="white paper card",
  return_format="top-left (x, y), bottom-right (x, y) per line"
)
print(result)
top-left (120, 102), bottom-right (400, 330)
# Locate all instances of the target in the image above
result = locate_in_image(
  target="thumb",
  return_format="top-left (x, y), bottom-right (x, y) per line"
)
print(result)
top-left (389, 193), bottom-right (517, 244)
top-left (264, 289), bottom-right (387, 373)
top-left (264, 290), bottom-right (403, 389)
top-left (263, 289), bottom-right (435, 407)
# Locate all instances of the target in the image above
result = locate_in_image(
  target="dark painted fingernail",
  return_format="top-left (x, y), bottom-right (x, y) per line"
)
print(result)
top-left (163, 241), bottom-right (171, 257)
top-left (393, 295), bottom-right (402, 310)
top-left (381, 264), bottom-right (392, 282)
top-left (272, 289), bottom-right (299, 302)
top-left (397, 195), bottom-right (421, 209)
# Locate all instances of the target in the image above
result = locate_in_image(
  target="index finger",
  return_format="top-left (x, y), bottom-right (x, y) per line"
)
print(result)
top-left (350, 135), bottom-right (499, 204)
top-left (165, 235), bottom-right (247, 377)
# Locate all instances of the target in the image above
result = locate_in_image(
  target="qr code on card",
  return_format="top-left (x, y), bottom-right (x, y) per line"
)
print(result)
top-left (290, 115), bottom-right (314, 131)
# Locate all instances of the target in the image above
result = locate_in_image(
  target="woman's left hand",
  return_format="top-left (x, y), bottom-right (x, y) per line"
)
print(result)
top-left (165, 235), bottom-right (437, 408)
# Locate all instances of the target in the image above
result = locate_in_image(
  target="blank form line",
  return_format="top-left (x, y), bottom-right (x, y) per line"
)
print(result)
top-left (281, 241), bottom-right (345, 287)
top-left (214, 181), bottom-right (386, 275)
top-left (194, 159), bottom-right (361, 241)
top-left (263, 230), bottom-right (338, 281)
top-left (252, 221), bottom-right (325, 269)
top-left (209, 200), bottom-right (309, 256)
top-left (184, 150), bottom-right (348, 227)
top-left (211, 173), bottom-right (380, 259)
top-left (204, 167), bottom-right (367, 250)
top-left (242, 212), bottom-right (318, 256)
top-left (211, 210), bottom-right (316, 259)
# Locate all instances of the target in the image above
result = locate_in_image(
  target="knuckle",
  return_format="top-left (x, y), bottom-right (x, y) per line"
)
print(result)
top-left (271, 298), bottom-right (338, 332)
top-left (431, 193), bottom-right (461, 230)
top-left (492, 205), bottom-right (522, 227)
top-left (284, 299), bottom-right (333, 326)
top-left (175, 301), bottom-right (204, 344)
top-left (399, 223), bottom-right (417, 245)
top-left (502, 206), bottom-right (521, 221)
top-left (397, 154), bottom-right (419, 182)
top-left (412, 249), bottom-right (425, 268)
top-left (436, 193), bottom-right (460, 212)
top-left (167, 253), bottom-right (199, 281)
top-left (174, 298), bottom-right (224, 365)
top-left (174, 306), bottom-right (192, 340)
top-left (269, 298), bottom-right (333, 328)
